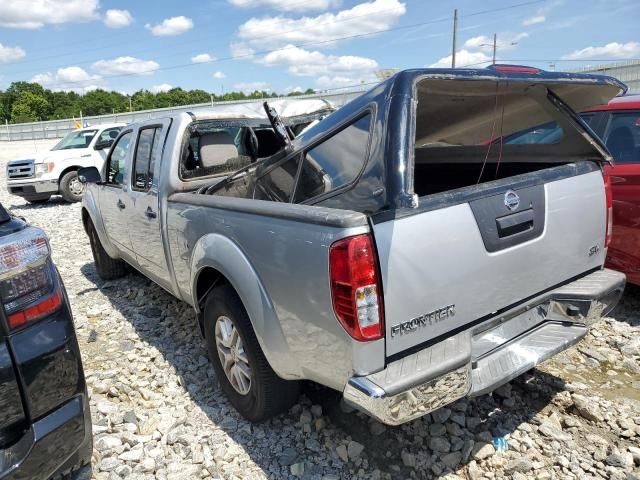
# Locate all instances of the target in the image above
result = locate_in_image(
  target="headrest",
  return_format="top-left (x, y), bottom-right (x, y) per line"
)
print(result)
top-left (199, 131), bottom-right (239, 168)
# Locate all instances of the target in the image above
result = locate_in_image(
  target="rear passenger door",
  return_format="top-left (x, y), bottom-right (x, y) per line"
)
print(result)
top-left (601, 110), bottom-right (640, 281)
top-left (128, 119), bottom-right (172, 289)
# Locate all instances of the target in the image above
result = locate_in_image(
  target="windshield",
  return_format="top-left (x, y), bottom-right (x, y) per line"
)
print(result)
top-left (52, 129), bottom-right (98, 150)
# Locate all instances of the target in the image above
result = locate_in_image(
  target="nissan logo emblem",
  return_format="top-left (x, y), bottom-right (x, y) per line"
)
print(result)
top-left (504, 190), bottom-right (520, 211)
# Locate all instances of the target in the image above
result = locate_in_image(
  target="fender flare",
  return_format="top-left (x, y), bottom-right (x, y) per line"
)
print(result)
top-left (190, 233), bottom-right (303, 380)
top-left (58, 165), bottom-right (84, 184)
top-left (81, 190), bottom-right (121, 259)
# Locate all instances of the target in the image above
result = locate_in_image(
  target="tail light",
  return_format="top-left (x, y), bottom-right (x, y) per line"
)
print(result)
top-left (0, 227), bottom-right (61, 331)
top-left (329, 234), bottom-right (384, 341)
top-left (604, 172), bottom-right (613, 248)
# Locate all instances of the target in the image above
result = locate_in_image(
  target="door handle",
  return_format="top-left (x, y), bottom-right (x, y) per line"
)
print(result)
top-left (496, 208), bottom-right (534, 237)
top-left (145, 207), bottom-right (157, 219)
top-left (117, 199), bottom-right (125, 210)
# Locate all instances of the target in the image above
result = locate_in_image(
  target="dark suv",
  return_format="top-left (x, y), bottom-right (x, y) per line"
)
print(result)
top-left (0, 203), bottom-right (91, 479)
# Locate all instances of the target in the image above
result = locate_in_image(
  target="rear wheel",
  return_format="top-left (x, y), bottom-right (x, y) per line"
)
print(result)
top-left (203, 284), bottom-right (299, 421)
top-left (24, 195), bottom-right (51, 204)
top-left (60, 171), bottom-right (84, 203)
top-left (87, 219), bottom-right (126, 280)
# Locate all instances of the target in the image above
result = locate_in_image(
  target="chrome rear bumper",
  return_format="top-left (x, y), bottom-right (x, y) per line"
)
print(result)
top-left (343, 268), bottom-right (625, 425)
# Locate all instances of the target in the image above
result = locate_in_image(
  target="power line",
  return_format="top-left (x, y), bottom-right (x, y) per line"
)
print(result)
top-left (10, 3), bottom-right (409, 72)
top-left (9, 0), bottom-right (551, 81)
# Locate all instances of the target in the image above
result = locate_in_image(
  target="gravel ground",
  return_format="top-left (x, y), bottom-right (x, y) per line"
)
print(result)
top-left (0, 145), bottom-right (638, 480)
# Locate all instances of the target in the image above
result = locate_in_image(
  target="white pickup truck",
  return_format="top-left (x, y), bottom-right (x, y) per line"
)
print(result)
top-left (6, 123), bottom-right (124, 204)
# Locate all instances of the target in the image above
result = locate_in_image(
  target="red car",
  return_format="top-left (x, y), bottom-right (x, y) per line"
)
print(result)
top-left (584, 95), bottom-right (640, 285)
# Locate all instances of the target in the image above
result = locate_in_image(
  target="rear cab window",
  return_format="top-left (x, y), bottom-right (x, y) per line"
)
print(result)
top-left (180, 125), bottom-right (257, 180)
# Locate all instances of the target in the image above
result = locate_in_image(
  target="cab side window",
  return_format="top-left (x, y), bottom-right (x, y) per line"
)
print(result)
top-left (132, 127), bottom-right (162, 191)
top-left (96, 127), bottom-right (122, 147)
top-left (253, 155), bottom-right (301, 202)
top-left (604, 112), bottom-right (640, 164)
top-left (293, 113), bottom-right (372, 203)
top-left (106, 131), bottom-right (133, 186)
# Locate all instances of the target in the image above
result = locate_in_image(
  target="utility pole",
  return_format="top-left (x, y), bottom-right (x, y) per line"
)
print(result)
top-left (210, 94), bottom-right (214, 107)
top-left (492, 33), bottom-right (497, 65)
top-left (129, 96), bottom-right (133, 113)
top-left (451, 9), bottom-right (458, 68)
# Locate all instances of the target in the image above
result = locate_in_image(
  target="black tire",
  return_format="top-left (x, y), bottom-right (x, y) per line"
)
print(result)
top-left (60, 170), bottom-right (84, 203)
top-left (87, 219), bottom-right (127, 280)
top-left (203, 284), bottom-right (299, 422)
top-left (24, 195), bottom-right (51, 204)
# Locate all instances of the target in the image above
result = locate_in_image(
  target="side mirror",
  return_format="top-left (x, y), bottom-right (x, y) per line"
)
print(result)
top-left (78, 166), bottom-right (102, 184)
top-left (94, 139), bottom-right (114, 151)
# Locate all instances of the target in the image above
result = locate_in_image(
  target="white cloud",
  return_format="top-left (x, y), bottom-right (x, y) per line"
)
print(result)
top-left (0, 43), bottom-right (26, 62)
top-left (522, 1), bottom-right (563, 27)
top-left (92, 56), bottom-right (160, 76)
top-left (236, 0), bottom-right (406, 50)
top-left (233, 81), bottom-right (269, 93)
top-left (230, 42), bottom-right (256, 59)
top-left (523, 15), bottom-right (545, 26)
top-left (0, 0), bottom-right (99, 29)
top-left (562, 41), bottom-right (640, 60)
top-left (228, 0), bottom-right (339, 11)
top-left (104, 9), bottom-right (133, 28)
top-left (464, 32), bottom-right (528, 53)
top-left (31, 66), bottom-right (102, 93)
top-left (146, 16), bottom-right (193, 36)
top-left (261, 44), bottom-right (378, 77)
top-left (212, 71), bottom-right (226, 79)
top-left (259, 45), bottom-right (378, 89)
top-left (151, 83), bottom-right (173, 93)
top-left (429, 49), bottom-right (492, 68)
top-left (192, 53), bottom-right (215, 63)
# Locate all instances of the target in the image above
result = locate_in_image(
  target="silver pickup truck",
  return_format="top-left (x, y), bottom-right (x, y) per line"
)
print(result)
top-left (80, 69), bottom-right (626, 425)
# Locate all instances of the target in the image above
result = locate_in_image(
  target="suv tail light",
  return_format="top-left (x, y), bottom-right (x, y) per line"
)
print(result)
top-left (604, 172), bottom-right (613, 248)
top-left (329, 234), bottom-right (384, 341)
top-left (0, 228), bottom-right (61, 330)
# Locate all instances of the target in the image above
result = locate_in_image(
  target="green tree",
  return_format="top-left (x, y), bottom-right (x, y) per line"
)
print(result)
top-left (11, 92), bottom-right (49, 123)
top-left (0, 91), bottom-right (7, 122)
top-left (1, 81), bottom-right (316, 122)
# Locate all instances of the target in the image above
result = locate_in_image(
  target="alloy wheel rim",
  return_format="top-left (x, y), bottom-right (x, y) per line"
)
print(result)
top-left (214, 315), bottom-right (251, 395)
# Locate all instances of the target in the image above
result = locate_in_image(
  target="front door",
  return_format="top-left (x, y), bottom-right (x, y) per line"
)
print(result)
top-left (602, 110), bottom-right (640, 284)
top-left (92, 127), bottom-right (123, 171)
top-left (128, 119), bottom-right (172, 289)
top-left (100, 129), bottom-right (136, 262)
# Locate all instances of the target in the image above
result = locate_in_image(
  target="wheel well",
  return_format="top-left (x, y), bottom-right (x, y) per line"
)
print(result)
top-left (81, 208), bottom-right (90, 234)
top-left (195, 267), bottom-right (230, 308)
top-left (195, 267), bottom-right (231, 335)
top-left (58, 166), bottom-right (81, 184)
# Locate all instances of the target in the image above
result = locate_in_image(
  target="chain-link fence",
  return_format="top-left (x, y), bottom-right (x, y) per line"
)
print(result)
top-left (0, 89), bottom-right (365, 142)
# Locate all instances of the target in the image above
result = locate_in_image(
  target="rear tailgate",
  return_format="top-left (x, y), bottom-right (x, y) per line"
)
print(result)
top-left (375, 72), bottom-right (623, 357)
top-left (375, 166), bottom-right (606, 356)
